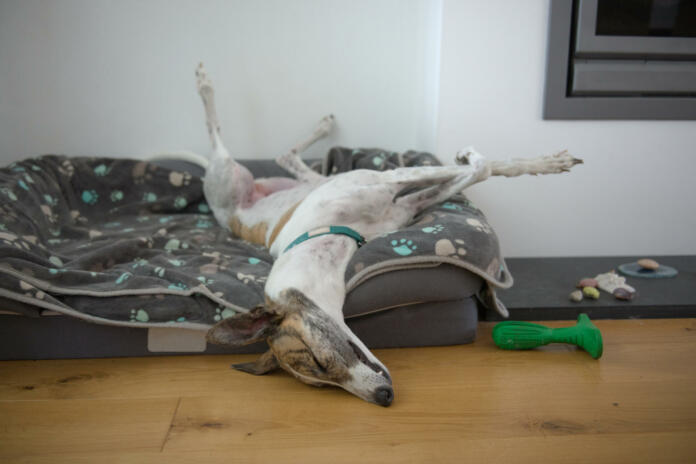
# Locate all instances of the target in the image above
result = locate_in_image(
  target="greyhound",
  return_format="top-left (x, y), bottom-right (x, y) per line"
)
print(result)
top-left (194, 64), bottom-right (582, 406)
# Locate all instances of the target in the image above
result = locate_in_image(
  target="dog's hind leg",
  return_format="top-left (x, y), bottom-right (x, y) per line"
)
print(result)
top-left (196, 63), bottom-right (225, 152)
top-left (275, 115), bottom-right (334, 182)
top-left (195, 63), bottom-right (256, 225)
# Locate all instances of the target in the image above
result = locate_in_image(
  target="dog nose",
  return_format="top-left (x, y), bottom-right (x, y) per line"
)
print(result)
top-left (374, 386), bottom-right (394, 407)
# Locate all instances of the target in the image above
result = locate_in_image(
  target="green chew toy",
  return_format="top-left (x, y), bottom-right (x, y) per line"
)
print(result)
top-left (492, 313), bottom-right (603, 359)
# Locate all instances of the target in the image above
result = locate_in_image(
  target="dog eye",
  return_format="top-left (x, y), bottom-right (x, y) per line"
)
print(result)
top-left (348, 341), bottom-right (389, 379)
top-left (348, 340), bottom-right (368, 364)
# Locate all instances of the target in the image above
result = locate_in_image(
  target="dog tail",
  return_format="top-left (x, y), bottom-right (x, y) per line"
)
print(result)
top-left (146, 150), bottom-right (209, 168)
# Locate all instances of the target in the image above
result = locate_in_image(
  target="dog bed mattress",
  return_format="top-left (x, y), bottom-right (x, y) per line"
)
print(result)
top-left (0, 150), bottom-right (510, 337)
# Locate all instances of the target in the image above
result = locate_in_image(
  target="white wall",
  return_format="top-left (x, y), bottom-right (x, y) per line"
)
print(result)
top-left (0, 0), bottom-right (441, 160)
top-left (1, 0), bottom-right (694, 257)
top-left (436, 0), bottom-right (696, 257)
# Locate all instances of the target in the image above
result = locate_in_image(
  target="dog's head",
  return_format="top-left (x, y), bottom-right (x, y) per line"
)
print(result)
top-left (207, 289), bottom-right (394, 406)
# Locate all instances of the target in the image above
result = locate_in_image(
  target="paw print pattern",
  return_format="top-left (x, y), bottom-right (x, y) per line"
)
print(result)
top-left (196, 218), bottom-right (213, 229)
top-left (466, 218), bottom-right (492, 234)
top-left (214, 307), bottom-right (236, 322)
top-left (40, 205), bottom-right (58, 224)
top-left (58, 160), bottom-right (75, 178)
top-left (173, 196), bottom-right (188, 209)
top-left (70, 210), bottom-right (88, 224)
top-left (164, 238), bottom-right (189, 251)
top-left (115, 272), bottom-right (132, 284)
top-left (110, 190), bottom-right (124, 202)
top-left (93, 164), bottom-right (111, 176)
top-left (237, 272), bottom-right (266, 284)
top-left (132, 162), bottom-right (156, 184)
top-left (391, 238), bottom-right (418, 256)
top-left (372, 153), bottom-right (387, 168)
top-left (441, 202), bottom-right (463, 212)
top-left (169, 171), bottom-right (192, 187)
top-left (130, 308), bottom-right (149, 322)
top-left (81, 190), bottom-right (98, 205)
top-left (19, 280), bottom-right (46, 301)
top-left (43, 194), bottom-right (58, 206)
top-left (435, 239), bottom-right (467, 258)
top-left (143, 192), bottom-right (157, 203)
top-left (168, 282), bottom-right (188, 291)
top-left (422, 224), bottom-right (444, 234)
top-left (1, 187), bottom-right (18, 201)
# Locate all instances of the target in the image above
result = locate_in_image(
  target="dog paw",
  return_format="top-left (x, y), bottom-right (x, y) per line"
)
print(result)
top-left (455, 147), bottom-right (483, 166)
top-left (391, 238), bottom-right (417, 256)
top-left (196, 62), bottom-right (212, 92)
top-left (315, 114), bottom-right (335, 137)
top-left (545, 150), bottom-right (583, 173)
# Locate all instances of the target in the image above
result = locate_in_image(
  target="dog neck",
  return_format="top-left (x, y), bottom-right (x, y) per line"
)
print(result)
top-left (264, 234), bottom-right (358, 323)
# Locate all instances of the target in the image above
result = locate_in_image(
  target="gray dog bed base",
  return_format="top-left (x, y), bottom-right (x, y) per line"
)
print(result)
top-left (0, 149), bottom-right (509, 360)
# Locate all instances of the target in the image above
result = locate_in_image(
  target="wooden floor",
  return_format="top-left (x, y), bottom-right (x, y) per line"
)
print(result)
top-left (1, 318), bottom-right (695, 463)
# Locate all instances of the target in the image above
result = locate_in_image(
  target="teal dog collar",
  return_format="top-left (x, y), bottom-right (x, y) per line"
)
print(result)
top-left (284, 226), bottom-right (366, 253)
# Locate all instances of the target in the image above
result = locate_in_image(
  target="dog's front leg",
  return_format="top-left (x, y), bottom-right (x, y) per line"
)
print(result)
top-left (393, 148), bottom-right (491, 211)
top-left (488, 150), bottom-right (582, 177)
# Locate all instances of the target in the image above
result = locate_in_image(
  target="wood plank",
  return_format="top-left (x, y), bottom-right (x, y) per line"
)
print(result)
top-left (156, 380), bottom-right (696, 452)
top-left (0, 397), bottom-right (178, 460)
top-left (5, 432), bottom-right (696, 464)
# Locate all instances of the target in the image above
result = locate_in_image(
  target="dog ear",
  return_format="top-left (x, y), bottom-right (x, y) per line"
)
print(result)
top-left (231, 349), bottom-right (279, 375)
top-left (206, 305), bottom-right (282, 346)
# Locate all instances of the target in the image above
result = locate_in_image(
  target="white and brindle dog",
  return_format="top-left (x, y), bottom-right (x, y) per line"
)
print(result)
top-left (192, 64), bottom-right (581, 406)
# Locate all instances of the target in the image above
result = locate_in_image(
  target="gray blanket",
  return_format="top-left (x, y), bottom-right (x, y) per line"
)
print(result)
top-left (0, 151), bottom-right (511, 330)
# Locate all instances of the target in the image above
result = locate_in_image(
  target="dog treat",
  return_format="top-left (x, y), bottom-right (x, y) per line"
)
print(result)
top-left (492, 313), bottom-right (603, 359)
top-left (577, 278), bottom-right (598, 289)
top-left (582, 287), bottom-right (600, 300)
top-left (569, 290), bottom-right (583, 302)
top-left (637, 258), bottom-right (660, 270)
top-left (594, 271), bottom-right (635, 296)
top-left (613, 287), bottom-right (635, 301)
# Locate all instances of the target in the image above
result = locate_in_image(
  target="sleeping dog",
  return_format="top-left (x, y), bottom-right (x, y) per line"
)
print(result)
top-left (193, 64), bottom-right (581, 406)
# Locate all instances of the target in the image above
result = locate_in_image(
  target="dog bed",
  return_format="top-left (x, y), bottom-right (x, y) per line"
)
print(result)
top-left (0, 149), bottom-right (511, 359)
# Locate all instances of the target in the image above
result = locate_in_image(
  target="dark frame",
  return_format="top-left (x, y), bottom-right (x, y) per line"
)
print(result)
top-left (543, 0), bottom-right (696, 120)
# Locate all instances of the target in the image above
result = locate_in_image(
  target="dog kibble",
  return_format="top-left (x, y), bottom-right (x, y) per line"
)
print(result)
top-left (582, 287), bottom-right (600, 300)
top-left (569, 290), bottom-right (583, 302)
top-left (577, 278), bottom-right (598, 289)
top-left (613, 288), bottom-right (635, 301)
top-left (637, 258), bottom-right (660, 270)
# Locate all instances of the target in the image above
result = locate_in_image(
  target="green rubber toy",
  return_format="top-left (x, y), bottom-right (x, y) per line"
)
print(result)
top-left (492, 313), bottom-right (603, 359)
